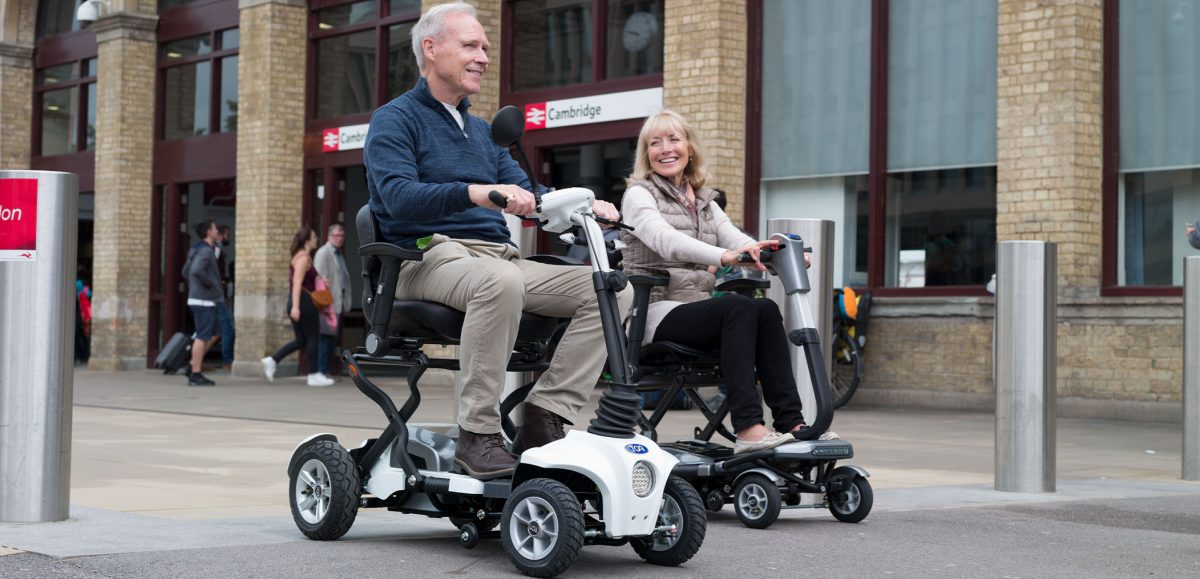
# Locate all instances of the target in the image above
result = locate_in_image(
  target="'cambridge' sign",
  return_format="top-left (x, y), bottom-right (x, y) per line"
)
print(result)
top-left (524, 87), bottom-right (663, 131)
top-left (322, 123), bottom-right (370, 153)
top-left (0, 178), bottom-right (37, 261)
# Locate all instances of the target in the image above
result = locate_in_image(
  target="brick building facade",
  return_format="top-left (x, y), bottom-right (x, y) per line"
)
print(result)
top-left (1, 0), bottom-right (1192, 422)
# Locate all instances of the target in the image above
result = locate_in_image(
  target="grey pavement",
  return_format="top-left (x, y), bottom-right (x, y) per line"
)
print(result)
top-left (1, 367), bottom-right (1199, 577)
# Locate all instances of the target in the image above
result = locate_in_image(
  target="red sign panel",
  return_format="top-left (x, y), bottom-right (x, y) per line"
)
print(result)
top-left (322, 128), bottom-right (340, 152)
top-left (0, 178), bottom-right (37, 261)
top-left (524, 102), bottom-right (547, 130)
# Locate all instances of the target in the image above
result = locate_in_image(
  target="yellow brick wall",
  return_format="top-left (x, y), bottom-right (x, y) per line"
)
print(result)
top-left (996, 0), bottom-right (1103, 294)
top-left (88, 12), bottom-right (158, 370)
top-left (232, 0), bottom-right (308, 375)
top-left (662, 0), bottom-right (747, 226)
top-left (0, 43), bottom-right (32, 170)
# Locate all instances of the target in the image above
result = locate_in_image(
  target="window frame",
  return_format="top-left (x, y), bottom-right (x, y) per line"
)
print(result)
top-left (305, 0), bottom-right (422, 131)
top-left (157, 16), bottom-right (240, 141)
top-left (30, 12), bottom-right (97, 191)
top-left (500, 0), bottom-right (664, 107)
top-left (746, 0), bottom-right (993, 297)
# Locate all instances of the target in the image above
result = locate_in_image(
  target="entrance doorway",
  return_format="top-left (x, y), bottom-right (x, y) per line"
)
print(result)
top-left (306, 165), bottom-right (370, 354)
top-left (148, 179), bottom-right (236, 363)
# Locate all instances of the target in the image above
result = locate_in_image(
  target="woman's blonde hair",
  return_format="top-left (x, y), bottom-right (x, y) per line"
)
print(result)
top-left (628, 109), bottom-right (708, 189)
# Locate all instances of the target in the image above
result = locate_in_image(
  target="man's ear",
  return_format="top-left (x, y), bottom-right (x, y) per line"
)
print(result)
top-left (423, 36), bottom-right (437, 66)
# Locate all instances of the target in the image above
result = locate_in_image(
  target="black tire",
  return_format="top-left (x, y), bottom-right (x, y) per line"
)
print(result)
top-left (501, 478), bottom-right (585, 578)
top-left (828, 469), bottom-right (873, 523)
top-left (732, 473), bottom-right (781, 529)
top-left (831, 325), bottom-right (863, 409)
top-left (631, 476), bottom-right (707, 566)
top-left (289, 440), bottom-right (360, 540)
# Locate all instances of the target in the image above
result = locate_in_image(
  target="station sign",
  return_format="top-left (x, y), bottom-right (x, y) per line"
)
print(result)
top-left (322, 123), bottom-right (370, 152)
top-left (524, 87), bottom-right (663, 131)
top-left (0, 178), bottom-right (37, 261)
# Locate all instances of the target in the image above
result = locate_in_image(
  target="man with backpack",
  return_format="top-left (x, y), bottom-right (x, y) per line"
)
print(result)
top-left (183, 220), bottom-right (222, 386)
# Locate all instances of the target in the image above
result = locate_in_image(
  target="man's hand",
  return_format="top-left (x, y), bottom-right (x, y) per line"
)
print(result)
top-left (469, 184), bottom-right (536, 215)
top-left (592, 200), bottom-right (619, 227)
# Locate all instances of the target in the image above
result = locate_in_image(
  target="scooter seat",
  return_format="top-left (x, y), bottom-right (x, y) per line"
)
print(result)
top-left (639, 341), bottom-right (720, 366)
top-left (389, 300), bottom-right (562, 343)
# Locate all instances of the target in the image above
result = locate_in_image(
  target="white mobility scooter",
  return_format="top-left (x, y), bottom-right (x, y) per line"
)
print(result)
top-left (286, 106), bottom-right (706, 577)
top-left (627, 233), bottom-right (873, 529)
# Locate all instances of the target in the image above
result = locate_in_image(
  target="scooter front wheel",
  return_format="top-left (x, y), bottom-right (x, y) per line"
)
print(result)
top-left (501, 478), bottom-right (585, 578)
top-left (289, 440), bottom-right (360, 540)
top-left (630, 476), bottom-right (707, 566)
top-left (733, 473), bottom-right (781, 529)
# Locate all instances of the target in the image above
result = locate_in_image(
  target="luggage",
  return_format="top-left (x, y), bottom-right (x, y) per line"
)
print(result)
top-left (155, 332), bottom-right (193, 374)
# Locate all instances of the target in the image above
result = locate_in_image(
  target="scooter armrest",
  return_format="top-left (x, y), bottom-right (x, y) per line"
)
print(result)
top-left (360, 242), bottom-right (424, 262)
top-left (526, 254), bottom-right (584, 266)
top-left (628, 274), bottom-right (669, 288)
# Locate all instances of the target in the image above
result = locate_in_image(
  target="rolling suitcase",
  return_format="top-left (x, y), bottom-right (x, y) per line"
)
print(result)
top-left (155, 332), bottom-right (193, 375)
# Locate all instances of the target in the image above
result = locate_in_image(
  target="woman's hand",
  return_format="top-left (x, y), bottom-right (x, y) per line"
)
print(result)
top-left (290, 305), bottom-right (301, 322)
top-left (591, 200), bottom-right (620, 225)
top-left (721, 239), bottom-right (779, 271)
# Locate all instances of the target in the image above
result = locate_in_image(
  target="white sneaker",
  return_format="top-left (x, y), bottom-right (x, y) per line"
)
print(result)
top-left (819, 431), bottom-right (841, 441)
top-left (733, 430), bottom-right (793, 454)
top-left (261, 357), bottom-right (276, 382)
top-left (307, 373), bottom-right (334, 387)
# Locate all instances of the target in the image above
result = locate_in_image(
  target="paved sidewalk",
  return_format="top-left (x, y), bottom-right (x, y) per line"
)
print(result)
top-left (1, 368), bottom-right (1197, 577)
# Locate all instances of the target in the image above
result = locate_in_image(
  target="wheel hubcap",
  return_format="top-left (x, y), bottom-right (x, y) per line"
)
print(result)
top-left (510, 496), bottom-right (559, 560)
top-left (294, 458), bottom-right (332, 524)
top-left (833, 481), bottom-right (861, 514)
top-left (648, 495), bottom-right (683, 551)
top-left (737, 484), bottom-right (768, 519)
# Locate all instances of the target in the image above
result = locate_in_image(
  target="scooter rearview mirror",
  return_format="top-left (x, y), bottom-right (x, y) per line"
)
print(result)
top-left (491, 105), bottom-right (540, 195)
top-left (491, 105), bottom-right (525, 147)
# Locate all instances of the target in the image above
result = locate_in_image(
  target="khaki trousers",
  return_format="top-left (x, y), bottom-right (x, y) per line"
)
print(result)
top-left (395, 235), bottom-right (633, 434)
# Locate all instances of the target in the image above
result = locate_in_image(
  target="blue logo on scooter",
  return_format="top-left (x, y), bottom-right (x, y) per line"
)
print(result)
top-left (625, 443), bottom-right (649, 454)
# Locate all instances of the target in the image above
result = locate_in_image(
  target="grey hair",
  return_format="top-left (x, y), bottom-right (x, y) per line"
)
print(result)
top-left (411, 2), bottom-right (478, 73)
top-left (327, 223), bottom-right (345, 235)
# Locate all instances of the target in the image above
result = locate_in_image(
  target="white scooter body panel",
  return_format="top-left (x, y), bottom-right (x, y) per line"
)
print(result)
top-left (518, 430), bottom-right (678, 538)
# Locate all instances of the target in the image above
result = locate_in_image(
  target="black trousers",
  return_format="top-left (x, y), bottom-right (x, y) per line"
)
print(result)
top-left (271, 292), bottom-right (320, 370)
top-left (653, 294), bottom-right (805, 433)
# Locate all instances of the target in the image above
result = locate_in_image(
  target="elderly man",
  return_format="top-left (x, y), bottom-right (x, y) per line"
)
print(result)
top-left (364, 2), bottom-right (631, 479)
top-left (313, 223), bottom-right (351, 379)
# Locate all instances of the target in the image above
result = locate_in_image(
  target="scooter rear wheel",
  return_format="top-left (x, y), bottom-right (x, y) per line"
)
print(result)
top-left (631, 476), bottom-right (707, 566)
top-left (289, 440), bottom-right (360, 540)
top-left (501, 478), bottom-right (585, 578)
top-left (733, 473), bottom-right (781, 529)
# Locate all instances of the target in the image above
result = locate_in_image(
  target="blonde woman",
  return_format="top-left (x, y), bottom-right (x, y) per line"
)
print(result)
top-left (620, 110), bottom-right (832, 453)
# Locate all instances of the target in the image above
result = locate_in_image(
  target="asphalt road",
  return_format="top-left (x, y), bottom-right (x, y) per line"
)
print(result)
top-left (4, 494), bottom-right (1199, 578)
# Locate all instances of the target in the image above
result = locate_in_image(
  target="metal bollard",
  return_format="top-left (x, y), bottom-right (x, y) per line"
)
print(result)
top-left (766, 218), bottom-right (834, 428)
top-left (0, 170), bottom-right (78, 522)
top-left (994, 240), bottom-right (1056, 492)
top-left (1183, 256), bottom-right (1200, 481)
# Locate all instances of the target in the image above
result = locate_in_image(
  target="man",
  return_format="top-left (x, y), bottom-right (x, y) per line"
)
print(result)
top-left (364, 3), bottom-right (631, 480)
top-left (213, 224), bottom-right (235, 369)
top-left (184, 221), bottom-right (222, 386)
top-left (313, 223), bottom-right (351, 379)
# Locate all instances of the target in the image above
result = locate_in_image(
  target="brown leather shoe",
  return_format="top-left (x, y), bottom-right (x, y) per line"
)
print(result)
top-left (512, 404), bottom-right (567, 455)
top-left (454, 430), bottom-right (517, 480)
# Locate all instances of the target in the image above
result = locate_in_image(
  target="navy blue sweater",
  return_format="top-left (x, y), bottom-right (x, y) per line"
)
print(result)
top-left (364, 77), bottom-right (529, 249)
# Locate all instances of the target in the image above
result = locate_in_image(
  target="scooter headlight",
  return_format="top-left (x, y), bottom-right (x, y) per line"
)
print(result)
top-left (631, 461), bottom-right (655, 498)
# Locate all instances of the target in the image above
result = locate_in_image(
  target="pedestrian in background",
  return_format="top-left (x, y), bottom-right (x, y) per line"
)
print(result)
top-left (313, 223), bottom-right (351, 377)
top-left (214, 223), bottom-right (235, 369)
top-left (261, 226), bottom-right (334, 387)
top-left (184, 220), bottom-right (222, 386)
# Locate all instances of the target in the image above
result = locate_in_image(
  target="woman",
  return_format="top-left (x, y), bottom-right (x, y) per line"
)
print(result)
top-left (261, 226), bottom-right (335, 387)
top-left (620, 109), bottom-right (833, 454)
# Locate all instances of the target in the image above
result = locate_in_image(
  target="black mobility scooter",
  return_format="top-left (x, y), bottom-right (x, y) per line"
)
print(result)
top-left (626, 233), bottom-right (873, 529)
top-left (286, 107), bottom-right (706, 578)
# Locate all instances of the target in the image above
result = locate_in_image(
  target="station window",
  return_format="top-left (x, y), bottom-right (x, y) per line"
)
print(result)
top-left (310, 0), bottom-right (421, 121)
top-left (508, 0), bottom-right (663, 94)
top-left (160, 28), bottom-right (240, 139)
top-left (35, 58), bottom-right (98, 156)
